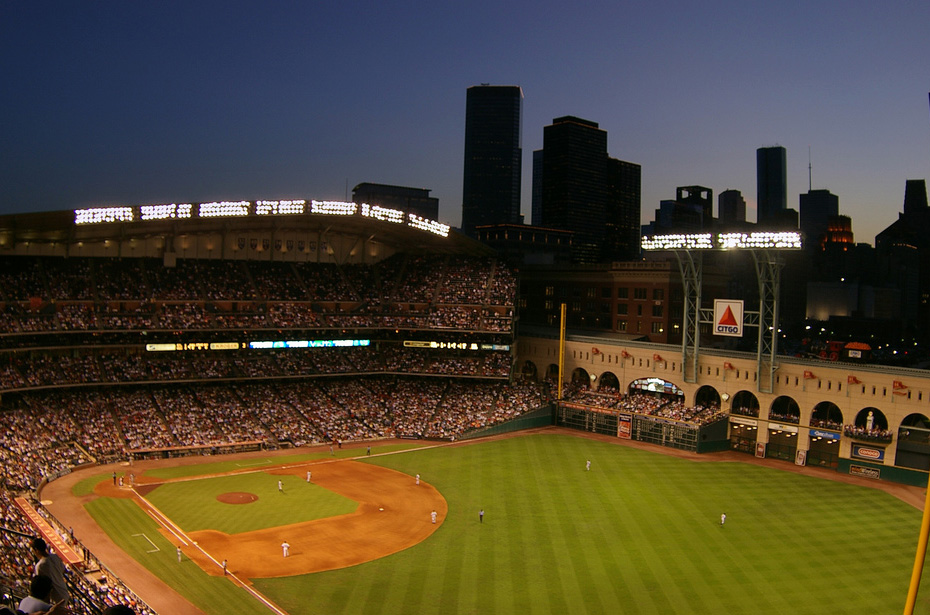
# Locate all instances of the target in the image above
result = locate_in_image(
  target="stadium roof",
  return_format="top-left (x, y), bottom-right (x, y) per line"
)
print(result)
top-left (0, 203), bottom-right (495, 258)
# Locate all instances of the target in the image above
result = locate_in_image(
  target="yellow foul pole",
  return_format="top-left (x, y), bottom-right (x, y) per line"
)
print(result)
top-left (904, 471), bottom-right (930, 614)
top-left (557, 303), bottom-right (566, 401)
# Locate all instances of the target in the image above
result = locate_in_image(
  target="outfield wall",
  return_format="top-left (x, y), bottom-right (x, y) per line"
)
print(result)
top-left (555, 403), bottom-right (729, 453)
top-left (518, 333), bottom-right (930, 483)
top-left (459, 405), bottom-right (554, 440)
top-left (837, 458), bottom-right (930, 487)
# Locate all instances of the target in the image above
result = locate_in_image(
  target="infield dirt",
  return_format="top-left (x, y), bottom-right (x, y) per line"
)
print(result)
top-left (42, 440), bottom-right (447, 615)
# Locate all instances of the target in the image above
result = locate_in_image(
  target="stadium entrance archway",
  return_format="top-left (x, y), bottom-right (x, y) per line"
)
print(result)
top-left (766, 396), bottom-right (800, 462)
top-left (545, 363), bottom-right (559, 382)
top-left (808, 401), bottom-right (843, 468)
top-left (694, 385), bottom-right (720, 408)
top-left (598, 371), bottom-right (620, 393)
top-left (728, 390), bottom-right (761, 454)
top-left (731, 390), bottom-right (760, 417)
top-left (520, 360), bottom-right (538, 381)
top-left (811, 401), bottom-right (843, 429)
top-left (571, 368), bottom-right (592, 387)
top-left (849, 406), bottom-right (888, 441)
top-left (628, 377), bottom-right (684, 401)
top-left (896, 413), bottom-right (930, 471)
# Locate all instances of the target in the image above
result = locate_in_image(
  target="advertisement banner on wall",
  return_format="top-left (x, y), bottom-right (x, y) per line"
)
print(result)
top-left (851, 443), bottom-right (885, 463)
top-left (617, 414), bottom-right (632, 439)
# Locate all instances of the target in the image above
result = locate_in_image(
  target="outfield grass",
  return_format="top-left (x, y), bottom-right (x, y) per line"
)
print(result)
top-left (85, 433), bottom-right (930, 614)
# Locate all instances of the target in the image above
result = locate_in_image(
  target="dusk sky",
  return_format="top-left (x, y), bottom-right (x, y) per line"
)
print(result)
top-left (2, 2), bottom-right (928, 244)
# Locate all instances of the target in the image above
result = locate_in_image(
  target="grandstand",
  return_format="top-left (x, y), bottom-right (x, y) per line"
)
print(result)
top-left (0, 199), bottom-right (546, 614)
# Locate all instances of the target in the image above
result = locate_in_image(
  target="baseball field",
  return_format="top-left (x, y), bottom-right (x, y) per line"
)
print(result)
top-left (50, 430), bottom-right (930, 614)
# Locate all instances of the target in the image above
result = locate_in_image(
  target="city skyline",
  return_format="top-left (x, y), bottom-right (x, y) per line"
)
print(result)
top-left (2, 2), bottom-right (929, 245)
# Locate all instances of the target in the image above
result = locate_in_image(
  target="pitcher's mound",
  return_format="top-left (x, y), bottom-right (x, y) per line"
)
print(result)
top-left (217, 492), bottom-right (258, 504)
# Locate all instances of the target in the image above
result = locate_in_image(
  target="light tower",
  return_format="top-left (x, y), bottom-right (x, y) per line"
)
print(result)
top-left (641, 230), bottom-right (803, 392)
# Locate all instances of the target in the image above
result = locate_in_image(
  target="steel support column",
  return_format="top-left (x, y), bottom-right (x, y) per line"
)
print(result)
top-left (674, 250), bottom-right (702, 384)
top-left (752, 249), bottom-right (783, 393)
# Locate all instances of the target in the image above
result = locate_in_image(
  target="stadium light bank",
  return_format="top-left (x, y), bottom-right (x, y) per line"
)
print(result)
top-left (641, 231), bottom-right (803, 252)
top-left (73, 199), bottom-right (451, 238)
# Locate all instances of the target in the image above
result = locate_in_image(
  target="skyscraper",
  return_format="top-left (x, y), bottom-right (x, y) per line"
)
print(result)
top-left (531, 149), bottom-right (543, 227)
top-left (605, 158), bottom-right (642, 261)
top-left (718, 189), bottom-right (747, 227)
top-left (676, 186), bottom-right (713, 226)
top-left (538, 116), bottom-right (640, 263)
top-left (757, 146), bottom-right (787, 225)
top-left (461, 85), bottom-right (523, 237)
top-left (799, 189), bottom-right (839, 248)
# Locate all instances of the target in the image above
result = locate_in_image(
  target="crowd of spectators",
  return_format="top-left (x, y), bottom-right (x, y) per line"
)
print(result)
top-left (0, 374), bottom-right (547, 613)
top-left (768, 411), bottom-right (801, 424)
top-left (809, 417), bottom-right (843, 431)
top-left (560, 387), bottom-right (727, 427)
top-left (0, 377), bottom-right (547, 481)
top-left (0, 495), bottom-right (155, 615)
top-left (0, 251), bottom-right (528, 613)
top-left (0, 254), bottom-right (516, 340)
top-left (843, 424), bottom-right (894, 442)
top-left (0, 346), bottom-right (513, 393)
top-left (730, 405), bottom-right (760, 417)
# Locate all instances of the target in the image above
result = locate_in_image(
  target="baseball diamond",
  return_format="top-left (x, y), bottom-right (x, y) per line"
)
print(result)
top-left (37, 431), bottom-right (930, 615)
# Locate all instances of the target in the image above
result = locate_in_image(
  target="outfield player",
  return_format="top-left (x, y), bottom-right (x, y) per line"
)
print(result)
top-left (586, 460), bottom-right (591, 471)
top-left (416, 474), bottom-right (420, 485)
top-left (720, 512), bottom-right (726, 526)
top-left (278, 479), bottom-right (283, 492)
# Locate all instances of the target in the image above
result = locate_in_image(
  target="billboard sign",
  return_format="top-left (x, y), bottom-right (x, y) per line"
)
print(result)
top-left (851, 443), bottom-right (885, 463)
top-left (617, 414), bottom-right (632, 439)
top-left (714, 299), bottom-right (744, 337)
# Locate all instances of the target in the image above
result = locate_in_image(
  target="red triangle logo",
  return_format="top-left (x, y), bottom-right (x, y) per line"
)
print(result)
top-left (718, 306), bottom-right (738, 326)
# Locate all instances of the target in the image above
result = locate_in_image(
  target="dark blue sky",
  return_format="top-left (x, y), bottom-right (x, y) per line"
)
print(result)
top-left (2, 1), bottom-right (928, 243)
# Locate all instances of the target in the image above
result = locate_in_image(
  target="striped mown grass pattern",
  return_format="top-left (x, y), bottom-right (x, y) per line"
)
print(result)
top-left (87, 433), bottom-right (930, 614)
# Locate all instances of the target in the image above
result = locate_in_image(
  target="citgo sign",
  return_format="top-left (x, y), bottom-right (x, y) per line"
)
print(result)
top-left (713, 300), bottom-right (744, 337)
